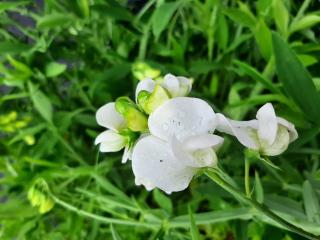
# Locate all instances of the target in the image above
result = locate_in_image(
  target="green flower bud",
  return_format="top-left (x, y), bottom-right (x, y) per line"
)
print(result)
top-left (143, 84), bottom-right (170, 114)
top-left (27, 178), bottom-right (55, 214)
top-left (115, 97), bottom-right (148, 132)
top-left (126, 108), bottom-right (148, 132)
top-left (132, 62), bottom-right (161, 80)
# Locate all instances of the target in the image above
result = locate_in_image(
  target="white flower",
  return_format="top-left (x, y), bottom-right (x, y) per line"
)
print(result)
top-left (135, 73), bottom-right (192, 101)
top-left (216, 103), bottom-right (298, 156)
top-left (95, 102), bottom-right (132, 163)
top-left (131, 97), bottom-right (223, 194)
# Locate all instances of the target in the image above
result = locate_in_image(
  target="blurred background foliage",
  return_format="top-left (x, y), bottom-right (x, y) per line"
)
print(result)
top-left (1, 0), bottom-right (320, 239)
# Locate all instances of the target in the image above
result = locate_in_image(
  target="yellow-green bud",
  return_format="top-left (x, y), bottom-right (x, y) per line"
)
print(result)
top-left (115, 97), bottom-right (148, 132)
top-left (126, 108), bottom-right (148, 132)
top-left (143, 85), bottom-right (170, 114)
top-left (132, 62), bottom-right (161, 81)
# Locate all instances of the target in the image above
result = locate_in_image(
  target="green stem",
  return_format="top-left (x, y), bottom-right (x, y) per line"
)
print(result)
top-left (244, 157), bottom-right (250, 197)
top-left (205, 169), bottom-right (320, 240)
top-left (51, 195), bottom-right (159, 229)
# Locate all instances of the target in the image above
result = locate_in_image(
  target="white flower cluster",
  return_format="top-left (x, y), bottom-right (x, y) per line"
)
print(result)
top-left (95, 74), bottom-right (298, 194)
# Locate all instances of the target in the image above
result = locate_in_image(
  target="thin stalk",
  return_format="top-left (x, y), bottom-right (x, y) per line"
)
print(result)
top-left (51, 195), bottom-right (159, 229)
top-left (244, 157), bottom-right (251, 197)
top-left (205, 169), bottom-right (320, 240)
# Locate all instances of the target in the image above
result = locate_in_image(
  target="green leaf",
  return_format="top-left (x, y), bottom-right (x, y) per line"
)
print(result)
top-left (272, 0), bottom-right (289, 36)
top-left (152, 2), bottom-right (179, 39)
top-left (37, 13), bottom-right (75, 29)
top-left (272, 32), bottom-right (320, 125)
top-left (188, 205), bottom-right (201, 240)
top-left (223, 8), bottom-right (256, 29)
top-left (254, 18), bottom-right (272, 60)
top-left (0, 41), bottom-right (32, 54)
top-left (216, 13), bottom-right (229, 50)
top-left (28, 82), bottom-right (53, 122)
top-left (45, 62), bottom-right (67, 78)
top-left (303, 180), bottom-right (320, 224)
top-left (153, 189), bottom-right (173, 214)
top-left (0, 1), bottom-right (30, 13)
top-left (290, 15), bottom-right (320, 34)
top-left (110, 224), bottom-right (122, 240)
top-left (254, 171), bottom-right (264, 203)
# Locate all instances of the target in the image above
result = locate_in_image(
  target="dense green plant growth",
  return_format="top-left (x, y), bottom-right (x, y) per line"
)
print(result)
top-left (1, 0), bottom-right (320, 239)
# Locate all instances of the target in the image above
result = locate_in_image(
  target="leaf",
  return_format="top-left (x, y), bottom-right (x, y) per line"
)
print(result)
top-left (216, 13), bottom-right (229, 50)
top-left (290, 15), bottom-right (320, 34)
top-left (233, 59), bottom-right (279, 93)
top-left (0, 41), bottom-right (32, 54)
top-left (153, 189), bottom-right (173, 214)
top-left (188, 205), bottom-right (200, 240)
top-left (272, 0), bottom-right (289, 36)
top-left (254, 171), bottom-right (264, 203)
top-left (272, 32), bottom-right (320, 125)
top-left (152, 2), bottom-right (179, 39)
top-left (77, 0), bottom-right (90, 18)
top-left (37, 13), bottom-right (75, 29)
top-left (0, 1), bottom-right (30, 13)
top-left (303, 180), bottom-right (320, 223)
top-left (45, 62), bottom-right (67, 77)
top-left (110, 224), bottom-right (122, 240)
top-left (254, 18), bottom-right (272, 60)
top-left (223, 8), bottom-right (256, 29)
top-left (28, 82), bottom-right (53, 122)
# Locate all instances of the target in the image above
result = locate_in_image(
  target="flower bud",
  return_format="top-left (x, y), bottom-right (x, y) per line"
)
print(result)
top-left (132, 62), bottom-right (161, 81)
top-left (115, 97), bottom-right (148, 132)
top-left (142, 85), bottom-right (170, 114)
top-left (27, 178), bottom-right (54, 214)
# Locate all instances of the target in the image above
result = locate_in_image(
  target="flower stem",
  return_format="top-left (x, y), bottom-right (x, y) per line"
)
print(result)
top-left (205, 169), bottom-right (320, 240)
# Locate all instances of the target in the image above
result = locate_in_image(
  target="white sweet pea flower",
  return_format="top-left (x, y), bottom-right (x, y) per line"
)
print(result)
top-left (95, 102), bottom-right (132, 163)
top-left (216, 103), bottom-right (298, 156)
top-left (132, 97), bottom-right (223, 194)
top-left (135, 73), bottom-right (192, 101)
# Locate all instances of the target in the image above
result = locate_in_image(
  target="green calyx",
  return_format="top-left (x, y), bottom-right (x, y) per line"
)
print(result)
top-left (138, 84), bottom-right (170, 114)
top-left (115, 97), bottom-right (148, 132)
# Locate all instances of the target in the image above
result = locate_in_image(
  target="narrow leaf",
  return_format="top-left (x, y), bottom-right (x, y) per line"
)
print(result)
top-left (272, 32), bottom-right (320, 125)
top-left (188, 205), bottom-right (200, 240)
top-left (303, 180), bottom-right (320, 223)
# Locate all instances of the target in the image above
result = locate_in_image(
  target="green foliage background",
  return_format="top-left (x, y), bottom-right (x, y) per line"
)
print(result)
top-left (1, 0), bottom-right (320, 239)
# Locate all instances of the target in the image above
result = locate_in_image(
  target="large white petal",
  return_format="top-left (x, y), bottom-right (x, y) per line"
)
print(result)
top-left (256, 103), bottom-right (278, 146)
top-left (170, 135), bottom-right (219, 168)
top-left (162, 74), bottom-right (180, 97)
top-left (96, 102), bottom-right (126, 131)
top-left (183, 134), bottom-right (224, 152)
top-left (135, 78), bottom-right (155, 102)
top-left (132, 135), bottom-right (196, 194)
top-left (95, 130), bottom-right (127, 152)
top-left (216, 113), bottom-right (259, 149)
top-left (148, 97), bottom-right (217, 142)
top-left (277, 117), bottom-right (298, 142)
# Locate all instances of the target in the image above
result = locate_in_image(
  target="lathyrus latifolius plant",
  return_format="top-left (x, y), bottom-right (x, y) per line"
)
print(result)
top-left (95, 69), bottom-right (297, 194)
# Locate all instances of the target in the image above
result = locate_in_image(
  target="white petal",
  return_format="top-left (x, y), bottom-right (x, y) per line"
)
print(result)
top-left (96, 102), bottom-right (126, 131)
top-left (95, 130), bottom-right (126, 152)
top-left (121, 145), bottom-right (132, 163)
top-left (277, 117), bottom-right (298, 142)
top-left (131, 135), bottom-right (196, 194)
top-left (135, 78), bottom-right (155, 102)
top-left (176, 76), bottom-right (192, 96)
top-left (171, 135), bottom-right (218, 168)
top-left (162, 74), bottom-right (180, 97)
top-left (262, 125), bottom-right (290, 156)
top-left (183, 134), bottom-right (224, 152)
top-left (148, 97), bottom-right (217, 142)
top-left (256, 103), bottom-right (278, 146)
top-left (216, 113), bottom-right (259, 149)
